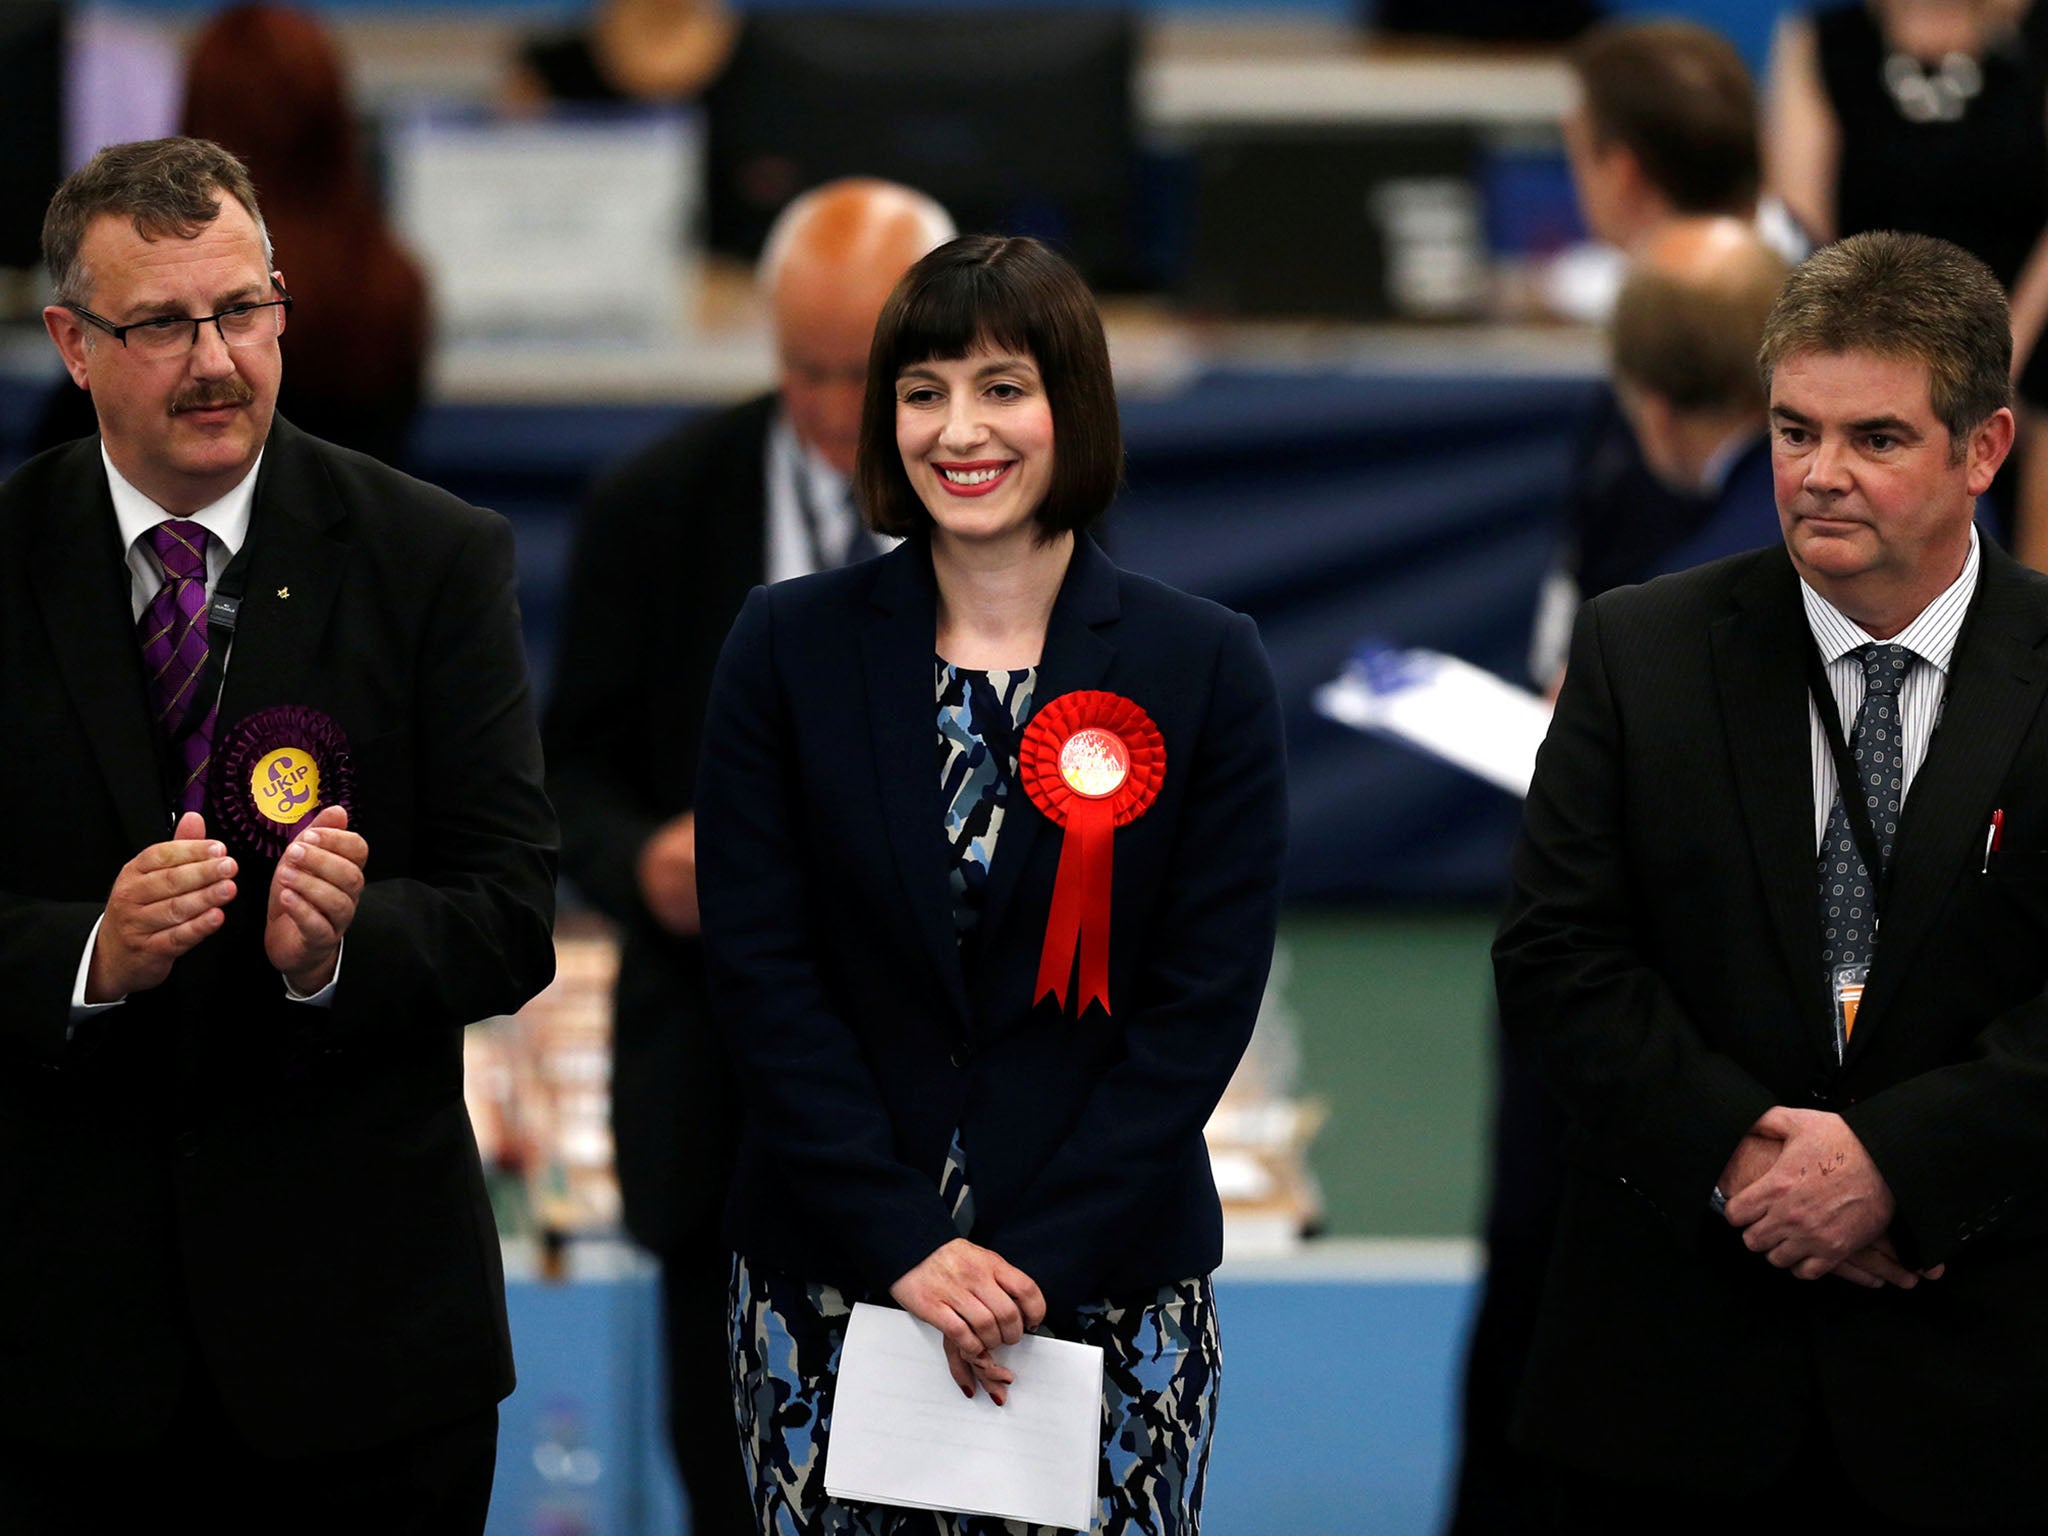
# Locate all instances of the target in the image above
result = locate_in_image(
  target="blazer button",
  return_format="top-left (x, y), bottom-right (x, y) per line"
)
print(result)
top-left (949, 1047), bottom-right (968, 1069)
top-left (176, 1130), bottom-right (200, 1158)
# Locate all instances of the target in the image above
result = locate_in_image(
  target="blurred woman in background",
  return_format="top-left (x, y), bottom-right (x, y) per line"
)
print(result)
top-left (182, 3), bottom-right (429, 468)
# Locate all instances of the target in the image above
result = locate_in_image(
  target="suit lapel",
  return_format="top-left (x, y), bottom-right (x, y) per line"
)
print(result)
top-left (971, 536), bottom-right (1119, 957)
top-left (1852, 547), bottom-right (2048, 1059)
top-left (861, 542), bottom-right (973, 1026)
top-left (1711, 551), bottom-right (1833, 1044)
top-left (32, 441), bottom-right (171, 852)
top-left (215, 420), bottom-right (349, 730)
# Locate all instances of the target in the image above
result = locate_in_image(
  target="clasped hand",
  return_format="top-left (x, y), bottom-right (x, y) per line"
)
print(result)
top-left (87, 806), bottom-right (367, 1003)
top-left (889, 1238), bottom-right (1046, 1406)
top-left (1720, 1106), bottom-right (1941, 1288)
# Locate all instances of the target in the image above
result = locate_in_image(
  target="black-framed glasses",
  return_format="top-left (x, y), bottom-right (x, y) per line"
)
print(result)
top-left (67, 281), bottom-right (292, 360)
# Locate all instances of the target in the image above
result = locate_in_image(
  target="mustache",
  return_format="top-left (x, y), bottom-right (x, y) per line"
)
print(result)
top-left (169, 376), bottom-right (256, 414)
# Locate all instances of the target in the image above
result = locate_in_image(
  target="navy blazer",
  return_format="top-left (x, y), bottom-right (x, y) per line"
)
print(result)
top-left (696, 534), bottom-right (1286, 1311)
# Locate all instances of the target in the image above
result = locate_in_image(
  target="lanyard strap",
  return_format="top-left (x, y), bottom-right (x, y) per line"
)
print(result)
top-left (792, 458), bottom-right (845, 575)
top-left (1802, 636), bottom-right (1896, 920)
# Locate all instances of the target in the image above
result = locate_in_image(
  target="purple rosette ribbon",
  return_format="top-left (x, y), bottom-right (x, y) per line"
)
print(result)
top-left (211, 705), bottom-right (353, 859)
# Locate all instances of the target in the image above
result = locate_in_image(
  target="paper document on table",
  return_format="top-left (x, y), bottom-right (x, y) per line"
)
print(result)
top-left (1315, 643), bottom-right (1553, 799)
top-left (823, 1302), bottom-right (1103, 1532)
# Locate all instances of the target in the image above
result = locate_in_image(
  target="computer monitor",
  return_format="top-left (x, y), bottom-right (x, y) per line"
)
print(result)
top-left (704, 7), bottom-right (1141, 289)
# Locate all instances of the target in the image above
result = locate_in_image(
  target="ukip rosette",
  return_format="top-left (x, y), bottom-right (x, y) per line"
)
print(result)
top-left (1018, 690), bottom-right (1166, 1015)
top-left (212, 705), bottom-right (353, 858)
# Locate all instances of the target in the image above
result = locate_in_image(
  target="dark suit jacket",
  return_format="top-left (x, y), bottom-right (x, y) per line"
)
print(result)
top-left (1495, 541), bottom-right (2048, 1524)
top-left (542, 392), bottom-right (773, 1256)
top-left (0, 419), bottom-right (558, 1456)
top-left (695, 534), bottom-right (1288, 1312)
top-left (1643, 433), bottom-right (1779, 579)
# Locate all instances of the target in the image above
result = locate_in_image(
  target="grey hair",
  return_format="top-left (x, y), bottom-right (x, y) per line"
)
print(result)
top-left (44, 136), bottom-right (272, 308)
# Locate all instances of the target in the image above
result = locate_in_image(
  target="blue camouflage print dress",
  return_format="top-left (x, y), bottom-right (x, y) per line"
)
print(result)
top-left (729, 660), bottom-right (1223, 1535)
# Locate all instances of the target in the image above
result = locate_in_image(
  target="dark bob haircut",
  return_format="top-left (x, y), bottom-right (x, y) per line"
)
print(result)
top-left (857, 234), bottom-right (1123, 538)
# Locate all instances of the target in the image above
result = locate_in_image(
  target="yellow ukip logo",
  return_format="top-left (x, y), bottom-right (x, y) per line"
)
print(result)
top-left (252, 748), bottom-right (320, 826)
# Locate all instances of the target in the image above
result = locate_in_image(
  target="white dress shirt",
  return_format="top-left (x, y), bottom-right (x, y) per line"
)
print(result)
top-left (1802, 526), bottom-right (1980, 850)
top-left (763, 412), bottom-right (898, 583)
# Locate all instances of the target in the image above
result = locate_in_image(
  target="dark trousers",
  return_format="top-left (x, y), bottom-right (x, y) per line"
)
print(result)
top-left (1447, 1025), bottom-right (1568, 1535)
top-left (0, 1363), bottom-right (498, 1536)
top-left (663, 1244), bottom-right (755, 1534)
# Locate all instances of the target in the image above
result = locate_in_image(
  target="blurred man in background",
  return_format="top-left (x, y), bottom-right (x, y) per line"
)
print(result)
top-left (543, 176), bottom-right (952, 1533)
top-left (1611, 216), bottom-right (1788, 576)
top-left (1534, 17), bottom-right (1783, 680)
top-left (1452, 24), bottom-right (1788, 1533)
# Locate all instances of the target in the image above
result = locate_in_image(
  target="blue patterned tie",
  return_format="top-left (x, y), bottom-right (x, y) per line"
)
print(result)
top-left (1818, 643), bottom-right (1914, 1057)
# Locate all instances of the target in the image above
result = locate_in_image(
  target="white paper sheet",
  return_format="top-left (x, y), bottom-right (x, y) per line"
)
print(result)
top-left (1315, 646), bottom-right (1554, 799)
top-left (823, 1303), bottom-right (1104, 1532)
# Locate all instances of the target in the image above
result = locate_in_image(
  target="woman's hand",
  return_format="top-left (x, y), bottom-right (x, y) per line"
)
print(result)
top-left (945, 1334), bottom-right (1018, 1405)
top-left (890, 1238), bottom-right (1046, 1401)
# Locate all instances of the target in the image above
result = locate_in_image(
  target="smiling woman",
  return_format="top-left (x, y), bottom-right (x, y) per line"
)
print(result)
top-left (696, 235), bottom-right (1288, 1536)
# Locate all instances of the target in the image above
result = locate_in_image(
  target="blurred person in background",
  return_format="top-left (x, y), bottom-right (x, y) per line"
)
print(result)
top-left (1532, 18), bottom-right (1789, 688)
top-left (1614, 217), bottom-right (1790, 577)
top-left (1767, 0), bottom-right (2047, 291)
top-left (507, 0), bottom-right (736, 108)
top-left (1451, 25), bottom-right (1782, 1534)
top-left (696, 234), bottom-right (1286, 1535)
top-left (543, 177), bottom-right (951, 1534)
top-left (36, 4), bottom-right (430, 469)
top-left (182, 4), bottom-right (429, 470)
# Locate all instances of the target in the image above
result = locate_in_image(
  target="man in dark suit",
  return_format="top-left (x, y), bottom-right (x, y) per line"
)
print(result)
top-left (1453, 31), bottom-right (1790, 1532)
top-left (0, 138), bottom-right (556, 1532)
top-left (543, 176), bottom-right (950, 1531)
top-left (1496, 231), bottom-right (2048, 1532)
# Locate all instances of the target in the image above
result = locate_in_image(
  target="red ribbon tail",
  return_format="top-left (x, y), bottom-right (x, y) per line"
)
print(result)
top-left (1036, 808), bottom-right (1090, 1006)
top-left (1075, 805), bottom-right (1114, 1014)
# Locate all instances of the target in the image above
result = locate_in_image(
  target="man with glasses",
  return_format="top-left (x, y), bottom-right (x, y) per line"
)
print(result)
top-left (0, 137), bottom-right (556, 1531)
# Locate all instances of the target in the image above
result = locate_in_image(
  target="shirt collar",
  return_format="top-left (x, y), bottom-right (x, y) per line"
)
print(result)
top-left (769, 411), bottom-right (849, 509)
top-left (101, 442), bottom-right (261, 562)
top-left (1700, 425), bottom-right (1765, 498)
top-left (1799, 523), bottom-right (1979, 676)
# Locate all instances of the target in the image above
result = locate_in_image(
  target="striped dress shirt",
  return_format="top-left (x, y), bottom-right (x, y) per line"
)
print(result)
top-left (1801, 527), bottom-right (1980, 851)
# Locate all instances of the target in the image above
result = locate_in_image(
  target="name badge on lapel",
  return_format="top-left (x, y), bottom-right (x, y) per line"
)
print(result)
top-left (1831, 963), bottom-right (1869, 1063)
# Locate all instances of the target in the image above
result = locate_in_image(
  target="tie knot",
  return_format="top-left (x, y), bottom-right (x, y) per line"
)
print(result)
top-left (1859, 642), bottom-right (1914, 698)
top-left (147, 520), bottom-right (208, 584)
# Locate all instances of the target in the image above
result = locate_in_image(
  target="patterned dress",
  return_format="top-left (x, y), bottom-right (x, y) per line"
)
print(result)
top-left (729, 661), bottom-right (1222, 1535)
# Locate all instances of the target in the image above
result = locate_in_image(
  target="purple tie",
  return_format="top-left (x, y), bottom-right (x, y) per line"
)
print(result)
top-left (139, 519), bottom-right (214, 815)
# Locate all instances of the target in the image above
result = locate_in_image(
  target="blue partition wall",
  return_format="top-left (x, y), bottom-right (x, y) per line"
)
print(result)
top-left (494, 1261), bottom-right (1479, 1536)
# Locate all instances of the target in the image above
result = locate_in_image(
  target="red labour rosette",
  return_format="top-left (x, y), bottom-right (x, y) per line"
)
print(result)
top-left (1018, 690), bottom-right (1166, 1016)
